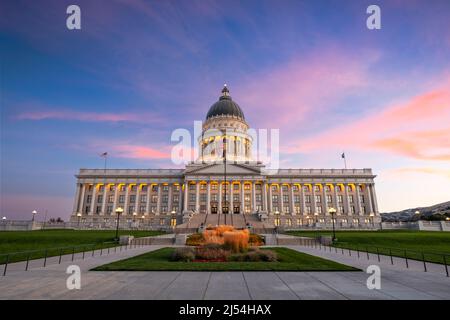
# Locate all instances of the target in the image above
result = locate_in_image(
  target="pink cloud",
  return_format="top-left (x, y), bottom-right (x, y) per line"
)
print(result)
top-left (285, 78), bottom-right (450, 162)
top-left (111, 145), bottom-right (170, 160)
top-left (14, 109), bottom-right (163, 124)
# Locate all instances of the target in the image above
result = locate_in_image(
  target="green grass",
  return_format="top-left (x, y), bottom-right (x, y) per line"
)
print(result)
top-left (285, 230), bottom-right (450, 264)
top-left (0, 229), bottom-right (165, 264)
top-left (91, 247), bottom-right (359, 271)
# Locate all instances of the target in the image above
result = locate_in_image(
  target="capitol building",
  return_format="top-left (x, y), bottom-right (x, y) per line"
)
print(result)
top-left (70, 86), bottom-right (380, 231)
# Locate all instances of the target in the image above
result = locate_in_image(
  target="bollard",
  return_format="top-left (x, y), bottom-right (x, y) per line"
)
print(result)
top-left (108, 247), bottom-right (110, 255)
top-left (82, 249), bottom-right (85, 260)
top-left (357, 247), bottom-right (360, 259)
top-left (100, 247), bottom-right (103, 256)
top-left (376, 248), bottom-right (380, 262)
top-left (422, 252), bottom-right (427, 272)
top-left (348, 248), bottom-right (351, 257)
top-left (3, 255), bottom-right (9, 276)
top-left (72, 247), bottom-right (75, 261)
top-left (341, 248), bottom-right (344, 255)
top-left (25, 253), bottom-right (30, 271)
top-left (366, 247), bottom-right (370, 260)
top-left (404, 250), bottom-right (409, 268)
top-left (444, 255), bottom-right (449, 277)
top-left (389, 249), bottom-right (394, 265)
top-left (59, 249), bottom-right (63, 264)
top-left (43, 250), bottom-right (48, 267)
top-left (92, 245), bottom-right (95, 257)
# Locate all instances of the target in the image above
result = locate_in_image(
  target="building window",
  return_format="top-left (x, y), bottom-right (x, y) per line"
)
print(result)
top-left (162, 195), bottom-right (168, 203)
top-left (272, 195), bottom-right (279, 202)
top-left (128, 206), bottom-right (134, 214)
top-left (285, 218), bottom-right (292, 226)
top-left (172, 206), bottom-right (178, 213)
top-left (339, 205), bottom-right (344, 214)
top-left (353, 218), bottom-right (359, 224)
top-left (293, 185), bottom-right (299, 192)
top-left (283, 195), bottom-right (289, 203)
top-left (305, 206), bottom-right (311, 214)
top-left (348, 185), bottom-right (353, 192)
top-left (107, 206), bottom-right (113, 214)
top-left (151, 195), bottom-right (158, 203)
top-left (98, 185), bottom-right (104, 192)
top-left (151, 206), bottom-right (157, 213)
top-left (161, 206), bottom-right (168, 213)
top-left (130, 185), bottom-right (137, 192)
top-left (327, 195), bottom-right (332, 203)
top-left (109, 185), bottom-right (115, 192)
top-left (152, 185), bottom-right (158, 192)
top-left (271, 185), bottom-right (278, 191)
top-left (189, 184), bottom-right (195, 190)
top-left (120, 185), bottom-right (126, 192)
top-left (294, 195), bottom-right (300, 203)
top-left (211, 184), bottom-right (218, 190)
top-left (256, 205), bottom-right (262, 211)
top-left (274, 218), bottom-right (280, 226)
top-left (162, 185), bottom-right (169, 192)
top-left (317, 206), bottom-right (322, 214)
top-left (160, 218), bottom-right (165, 226)
top-left (244, 194), bottom-right (250, 202)
top-left (170, 218), bottom-right (177, 226)
top-left (338, 195), bottom-right (343, 203)
top-left (233, 184), bottom-right (239, 190)
top-left (351, 206), bottom-right (355, 214)
top-left (142, 185), bottom-right (148, 192)
top-left (319, 218), bottom-right (325, 223)
top-left (283, 206), bottom-right (290, 214)
top-left (256, 184), bottom-right (262, 190)
top-left (359, 185), bottom-right (364, 192)
top-left (211, 194), bottom-right (217, 202)
top-left (233, 194), bottom-right (239, 202)
top-left (303, 186), bottom-right (309, 192)
top-left (305, 195), bottom-right (311, 203)
top-left (173, 185), bottom-right (180, 191)
top-left (129, 195), bottom-right (136, 203)
top-left (314, 185), bottom-right (320, 192)
top-left (326, 185), bottom-right (331, 192)
top-left (315, 195), bottom-right (321, 203)
top-left (97, 195), bottom-right (103, 203)
top-left (360, 195), bottom-right (365, 203)
top-left (349, 195), bottom-right (354, 203)
top-left (140, 195), bottom-right (147, 203)
top-left (200, 194), bottom-right (207, 202)
top-left (297, 218), bottom-right (302, 226)
top-left (200, 184), bottom-right (206, 190)
top-left (189, 194), bottom-right (196, 202)
top-left (139, 205), bottom-right (146, 213)
top-left (336, 185), bottom-right (341, 192)
top-left (108, 195), bottom-right (114, 203)
top-left (244, 184), bottom-right (251, 190)
top-left (341, 219), bottom-right (348, 224)
top-left (96, 206), bottom-right (101, 214)
top-left (256, 194), bottom-right (262, 202)
top-left (173, 195), bottom-right (179, 202)
top-left (86, 195), bottom-right (92, 204)
top-left (273, 206), bottom-right (279, 213)
top-left (361, 206), bottom-right (366, 214)
top-left (119, 195), bottom-right (125, 203)
top-left (282, 185), bottom-right (288, 192)
top-left (245, 205), bottom-right (251, 213)
top-left (294, 206), bottom-right (300, 214)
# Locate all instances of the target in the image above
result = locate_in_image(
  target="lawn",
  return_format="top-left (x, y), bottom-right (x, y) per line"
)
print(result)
top-left (0, 229), bottom-right (165, 264)
top-left (92, 247), bottom-right (358, 271)
top-left (285, 230), bottom-right (450, 264)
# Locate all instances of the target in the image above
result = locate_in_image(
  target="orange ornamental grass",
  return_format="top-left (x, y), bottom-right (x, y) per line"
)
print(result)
top-left (202, 225), bottom-right (250, 252)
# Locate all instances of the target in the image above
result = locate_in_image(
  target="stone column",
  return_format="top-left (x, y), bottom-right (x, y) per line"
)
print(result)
top-left (355, 184), bottom-right (362, 215)
top-left (146, 184), bottom-right (152, 215)
top-left (262, 182), bottom-right (268, 212)
top-left (156, 184), bottom-right (161, 215)
top-left (344, 183), bottom-right (351, 216)
top-left (101, 184), bottom-right (108, 215)
top-left (73, 183), bottom-right (81, 214)
top-left (334, 184), bottom-right (339, 212)
top-left (78, 183), bottom-right (86, 214)
top-left (168, 184), bottom-right (173, 213)
top-left (123, 184), bottom-right (130, 215)
top-left (179, 184), bottom-right (183, 214)
top-left (290, 184), bottom-right (295, 215)
top-left (218, 182), bottom-right (223, 214)
top-left (367, 184), bottom-right (373, 214)
top-left (195, 182), bottom-right (200, 213)
top-left (113, 183), bottom-right (120, 214)
top-left (89, 184), bottom-right (97, 215)
top-left (323, 184), bottom-right (328, 215)
top-left (240, 182), bottom-right (245, 213)
top-left (206, 182), bottom-right (211, 214)
top-left (268, 184), bottom-right (272, 214)
top-left (280, 185), bottom-right (284, 215)
top-left (300, 184), bottom-right (306, 216)
top-left (252, 182), bottom-right (256, 212)
top-left (183, 182), bottom-right (188, 212)
top-left (311, 184), bottom-right (316, 215)
top-left (230, 182), bottom-right (233, 213)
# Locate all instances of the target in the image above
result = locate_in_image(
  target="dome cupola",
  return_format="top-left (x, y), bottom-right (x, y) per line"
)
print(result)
top-left (206, 85), bottom-right (245, 120)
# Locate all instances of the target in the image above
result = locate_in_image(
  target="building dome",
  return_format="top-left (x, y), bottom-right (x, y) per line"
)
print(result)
top-left (206, 85), bottom-right (245, 120)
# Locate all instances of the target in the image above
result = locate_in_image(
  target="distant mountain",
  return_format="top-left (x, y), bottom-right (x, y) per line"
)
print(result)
top-left (381, 201), bottom-right (450, 222)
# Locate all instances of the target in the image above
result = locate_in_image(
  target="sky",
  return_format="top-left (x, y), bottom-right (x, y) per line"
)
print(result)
top-left (1, 0), bottom-right (449, 220)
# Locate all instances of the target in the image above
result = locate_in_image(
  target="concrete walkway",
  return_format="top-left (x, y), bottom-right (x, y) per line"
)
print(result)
top-left (1, 245), bottom-right (449, 300)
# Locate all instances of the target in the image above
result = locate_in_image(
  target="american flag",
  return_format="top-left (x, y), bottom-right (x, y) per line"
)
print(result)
top-left (100, 152), bottom-right (108, 157)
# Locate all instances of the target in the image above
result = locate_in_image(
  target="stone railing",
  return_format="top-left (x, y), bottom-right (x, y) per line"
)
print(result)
top-left (78, 168), bottom-right (184, 177)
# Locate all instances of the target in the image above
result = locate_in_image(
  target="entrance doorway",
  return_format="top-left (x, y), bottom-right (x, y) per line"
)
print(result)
top-left (222, 206), bottom-right (229, 214)
top-left (211, 206), bottom-right (218, 214)
top-left (233, 206), bottom-right (240, 214)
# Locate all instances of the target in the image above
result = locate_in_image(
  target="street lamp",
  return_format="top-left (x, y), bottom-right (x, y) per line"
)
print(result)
top-left (328, 207), bottom-right (337, 242)
top-left (140, 215), bottom-right (145, 229)
top-left (314, 211), bottom-right (319, 223)
top-left (31, 210), bottom-right (37, 222)
top-left (133, 212), bottom-right (137, 229)
top-left (1, 217), bottom-right (6, 221)
top-left (76, 212), bottom-right (82, 227)
top-left (369, 212), bottom-right (375, 226)
top-left (114, 207), bottom-right (124, 242)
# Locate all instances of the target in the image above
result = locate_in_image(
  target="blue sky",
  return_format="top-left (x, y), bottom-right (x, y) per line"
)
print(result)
top-left (1, 0), bottom-right (449, 219)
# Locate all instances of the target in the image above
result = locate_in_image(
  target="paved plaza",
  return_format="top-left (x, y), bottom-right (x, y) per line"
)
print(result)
top-left (1, 245), bottom-right (449, 300)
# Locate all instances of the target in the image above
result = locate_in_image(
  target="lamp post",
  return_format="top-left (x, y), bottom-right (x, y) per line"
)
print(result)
top-left (328, 207), bottom-right (337, 242)
top-left (140, 215), bottom-right (145, 230)
top-left (114, 207), bottom-right (124, 242)
top-left (314, 211), bottom-right (319, 223)
top-left (369, 212), bottom-right (375, 227)
top-left (132, 212), bottom-right (137, 229)
top-left (31, 210), bottom-right (37, 222)
top-left (77, 212), bottom-right (82, 228)
top-left (1, 217), bottom-right (6, 221)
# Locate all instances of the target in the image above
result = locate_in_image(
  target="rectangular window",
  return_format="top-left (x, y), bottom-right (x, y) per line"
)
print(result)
top-left (244, 194), bottom-right (250, 202)
top-left (349, 195), bottom-right (354, 203)
top-left (189, 194), bottom-right (196, 202)
top-left (98, 185), bottom-right (104, 192)
top-left (211, 184), bottom-right (218, 190)
top-left (97, 195), bottom-right (103, 203)
top-left (305, 206), bottom-right (311, 214)
top-left (245, 205), bottom-right (251, 213)
top-left (317, 206), bottom-right (322, 214)
top-left (109, 185), bottom-right (115, 192)
top-left (339, 205), bottom-right (344, 214)
top-left (130, 185), bottom-right (136, 192)
top-left (85, 206), bottom-right (90, 213)
top-left (283, 206), bottom-right (289, 213)
top-left (272, 195), bottom-right (278, 202)
top-left (233, 194), bottom-right (239, 202)
top-left (256, 194), bottom-right (262, 202)
top-left (351, 206), bottom-right (355, 214)
top-left (200, 184), bottom-right (207, 190)
top-left (96, 206), bottom-right (101, 214)
top-left (200, 194), bottom-right (207, 202)
top-left (338, 195), bottom-right (343, 203)
top-left (172, 206), bottom-right (178, 213)
top-left (119, 195), bottom-right (125, 203)
top-left (151, 195), bottom-right (158, 203)
top-left (151, 206), bottom-right (157, 213)
top-left (314, 185), bottom-right (320, 192)
top-left (120, 185), bottom-right (126, 192)
top-left (142, 185), bottom-right (148, 192)
top-left (273, 206), bottom-right (279, 213)
top-left (285, 218), bottom-right (292, 226)
top-left (293, 185), bottom-right (299, 192)
top-left (86, 195), bottom-right (92, 204)
top-left (303, 186), bottom-right (309, 192)
top-left (107, 205), bottom-right (113, 214)
top-left (315, 195), bottom-right (321, 203)
top-left (163, 185), bottom-right (169, 192)
top-left (244, 184), bottom-right (251, 190)
top-left (294, 206), bottom-right (300, 214)
top-left (108, 195), bottom-right (114, 203)
top-left (256, 184), bottom-right (262, 190)
top-left (271, 185), bottom-right (278, 191)
top-left (129, 195), bottom-right (136, 203)
top-left (173, 185), bottom-right (180, 191)
top-left (360, 195), bottom-right (365, 203)
top-left (139, 205), bottom-right (146, 213)
top-left (305, 195), bottom-right (311, 203)
top-left (283, 195), bottom-right (289, 203)
top-left (140, 195), bottom-right (147, 203)
top-left (211, 194), bottom-right (218, 202)
top-left (160, 218), bottom-right (165, 226)
top-left (297, 218), bottom-right (302, 226)
top-left (294, 195), bottom-right (300, 203)
top-left (326, 185), bottom-right (331, 192)
top-left (361, 206), bottom-right (366, 214)
top-left (189, 184), bottom-right (195, 190)
top-left (327, 195), bottom-right (332, 203)
top-left (233, 184), bottom-right (239, 190)
top-left (256, 205), bottom-right (262, 211)
top-left (161, 206), bottom-right (168, 213)
top-left (173, 195), bottom-right (179, 202)
top-left (162, 195), bottom-right (168, 203)
top-left (152, 185), bottom-right (158, 192)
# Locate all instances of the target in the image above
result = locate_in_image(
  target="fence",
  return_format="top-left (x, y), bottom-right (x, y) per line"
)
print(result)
top-left (300, 240), bottom-right (449, 277)
top-left (0, 241), bottom-right (149, 276)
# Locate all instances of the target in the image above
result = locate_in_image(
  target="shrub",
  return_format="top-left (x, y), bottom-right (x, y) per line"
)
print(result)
top-left (170, 247), bottom-right (195, 262)
top-left (186, 233), bottom-right (204, 246)
top-left (227, 249), bottom-right (278, 262)
top-left (249, 234), bottom-right (264, 246)
top-left (195, 246), bottom-right (230, 261)
top-left (223, 229), bottom-right (250, 253)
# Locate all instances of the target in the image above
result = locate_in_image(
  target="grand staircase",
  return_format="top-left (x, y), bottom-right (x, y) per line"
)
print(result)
top-left (175, 213), bottom-right (275, 234)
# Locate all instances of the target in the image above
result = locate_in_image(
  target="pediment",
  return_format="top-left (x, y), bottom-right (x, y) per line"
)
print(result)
top-left (185, 163), bottom-right (262, 175)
